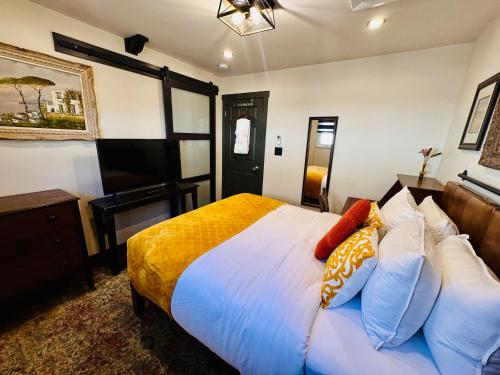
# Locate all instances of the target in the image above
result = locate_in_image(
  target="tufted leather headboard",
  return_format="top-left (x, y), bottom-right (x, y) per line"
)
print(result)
top-left (440, 182), bottom-right (500, 277)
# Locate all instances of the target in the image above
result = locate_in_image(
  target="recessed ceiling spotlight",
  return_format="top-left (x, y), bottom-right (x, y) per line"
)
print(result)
top-left (218, 63), bottom-right (230, 71)
top-left (367, 17), bottom-right (386, 30)
top-left (223, 50), bottom-right (234, 60)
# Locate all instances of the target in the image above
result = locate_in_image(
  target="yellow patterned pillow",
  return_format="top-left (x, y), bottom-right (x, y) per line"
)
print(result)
top-left (321, 226), bottom-right (379, 308)
top-left (365, 201), bottom-right (384, 229)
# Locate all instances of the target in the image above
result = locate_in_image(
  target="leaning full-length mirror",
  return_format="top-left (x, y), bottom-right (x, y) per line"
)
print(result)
top-left (301, 117), bottom-right (338, 208)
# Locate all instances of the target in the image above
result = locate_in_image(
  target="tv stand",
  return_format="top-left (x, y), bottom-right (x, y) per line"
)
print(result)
top-left (89, 182), bottom-right (199, 275)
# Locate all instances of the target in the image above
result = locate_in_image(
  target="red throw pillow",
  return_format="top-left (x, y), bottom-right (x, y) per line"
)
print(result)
top-left (315, 199), bottom-right (371, 260)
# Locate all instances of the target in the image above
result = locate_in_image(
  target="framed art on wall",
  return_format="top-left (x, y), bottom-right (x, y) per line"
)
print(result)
top-left (0, 42), bottom-right (98, 140)
top-left (459, 75), bottom-right (500, 150)
top-left (479, 95), bottom-right (500, 170)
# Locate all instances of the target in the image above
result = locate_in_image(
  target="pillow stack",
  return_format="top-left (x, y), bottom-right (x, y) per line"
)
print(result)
top-left (316, 184), bottom-right (500, 375)
top-left (318, 199), bottom-right (379, 309)
top-left (318, 196), bottom-right (390, 310)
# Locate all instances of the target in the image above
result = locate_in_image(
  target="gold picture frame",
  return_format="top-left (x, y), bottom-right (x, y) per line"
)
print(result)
top-left (0, 42), bottom-right (99, 140)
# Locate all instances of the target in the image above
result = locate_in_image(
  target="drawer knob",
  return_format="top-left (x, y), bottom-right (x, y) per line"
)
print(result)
top-left (48, 215), bottom-right (57, 222)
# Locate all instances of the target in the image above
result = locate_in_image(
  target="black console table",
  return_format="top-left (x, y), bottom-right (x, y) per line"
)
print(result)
top-left (89, 182), bottom-right (199, 274)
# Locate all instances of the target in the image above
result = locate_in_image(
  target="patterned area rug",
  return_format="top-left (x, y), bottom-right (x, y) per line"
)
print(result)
top-left (0, 269), bottom-right (237, 375)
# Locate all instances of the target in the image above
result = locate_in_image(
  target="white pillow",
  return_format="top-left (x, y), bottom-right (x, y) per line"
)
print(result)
top-left (361, 216), bottom-right (441, 349)
top-left (381, 186), bottom-right (420, 230)
top-left (423, 235), bottom-right (500, 375)
top-left (418, 196), bottom-right (459, 243)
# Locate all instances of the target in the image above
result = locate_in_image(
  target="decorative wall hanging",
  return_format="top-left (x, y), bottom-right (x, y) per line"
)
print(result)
top-left (479, 95), bottom-right (500, 171)
top-left (0, 42), bottom-right (98, 140)
top-left (459, 75), bottom-right (500, 150)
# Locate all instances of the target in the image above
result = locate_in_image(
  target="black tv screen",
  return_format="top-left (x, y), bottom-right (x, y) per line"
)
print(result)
top-left (96, 139), bottom-right (181, 195)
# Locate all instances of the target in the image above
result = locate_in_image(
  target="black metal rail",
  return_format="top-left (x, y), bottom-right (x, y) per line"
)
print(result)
top-left (458, 170), bottom-right (500, 196)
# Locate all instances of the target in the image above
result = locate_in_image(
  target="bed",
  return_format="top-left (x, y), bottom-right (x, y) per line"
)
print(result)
top-left (127, 182), bottom-right (499, 374)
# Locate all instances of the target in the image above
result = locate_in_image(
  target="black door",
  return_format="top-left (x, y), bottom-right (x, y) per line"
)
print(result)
top-left (222, 91), bottom-right (269, 198)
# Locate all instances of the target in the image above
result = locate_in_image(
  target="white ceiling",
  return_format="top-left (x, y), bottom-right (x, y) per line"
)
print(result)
top-left (31, 0), bottom-right (500, 77)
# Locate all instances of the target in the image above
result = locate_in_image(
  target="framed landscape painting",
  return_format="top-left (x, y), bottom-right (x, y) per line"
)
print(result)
top-left (0, 42), bottom-right (98, 140)
top-left (459, 75), bottom-right (499, 150)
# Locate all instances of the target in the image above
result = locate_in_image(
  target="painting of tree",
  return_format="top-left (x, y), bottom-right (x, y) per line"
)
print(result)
top-left (0, 76), bottom-right (55, 120)
top-left (0, 41), bottom-right (98, 140)
top-left (0, 77), bottom-right (30, 118)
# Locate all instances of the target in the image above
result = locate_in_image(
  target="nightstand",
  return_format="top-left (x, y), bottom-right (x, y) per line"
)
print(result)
top-left (379, 174), bottom-right (444, 207)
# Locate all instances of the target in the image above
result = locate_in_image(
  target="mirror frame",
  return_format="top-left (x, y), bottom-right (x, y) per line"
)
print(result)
top-left (301, 116), bottom-right (338, 208)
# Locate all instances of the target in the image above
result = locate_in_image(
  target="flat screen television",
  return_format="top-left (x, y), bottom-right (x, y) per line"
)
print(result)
top-left (96, 139), bottom-right (181, 195)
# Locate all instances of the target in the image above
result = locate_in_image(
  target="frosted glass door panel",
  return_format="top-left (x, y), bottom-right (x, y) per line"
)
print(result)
top-left (172, 88), bottom-right (210, 134)
top-left (180, 140), bottom-right (210, 178)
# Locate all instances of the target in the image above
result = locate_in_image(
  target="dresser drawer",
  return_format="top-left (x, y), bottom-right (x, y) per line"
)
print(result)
top-left (0, 249), bottom-right (85, 300)
top-left (0, 225), bottom-right (82, 264)
top-left (0, 202), bottom-right (76, 243)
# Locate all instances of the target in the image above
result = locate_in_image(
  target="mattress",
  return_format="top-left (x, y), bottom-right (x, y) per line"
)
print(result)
top-left (306, 295), bottom-right (440, 375)
top-left (127, 193), bottom-right (284, 314)
top-left (172, 205), bottom-right (340, 374)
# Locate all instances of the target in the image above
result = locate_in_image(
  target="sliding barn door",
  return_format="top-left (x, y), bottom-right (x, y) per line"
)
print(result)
top-left (164, 69), bottom-right (217, 207)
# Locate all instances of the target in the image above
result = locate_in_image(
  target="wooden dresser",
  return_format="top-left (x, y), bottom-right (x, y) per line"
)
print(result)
top-left (0, 190), bottom-right (94, 301)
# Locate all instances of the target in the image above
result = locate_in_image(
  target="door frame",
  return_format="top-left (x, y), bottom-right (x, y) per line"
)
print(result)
top-left (222, 91), bottom-right (270, 198)
top-left (301, 116), bottom-right (338, 207)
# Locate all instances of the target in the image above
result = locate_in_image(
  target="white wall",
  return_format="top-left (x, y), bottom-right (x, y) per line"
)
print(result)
top-left (220, 45), bottom-right (472, 211)
top-left (0, 0), bottom-right (219, 254)
top-left (437, 15), bottom-right (500, 202)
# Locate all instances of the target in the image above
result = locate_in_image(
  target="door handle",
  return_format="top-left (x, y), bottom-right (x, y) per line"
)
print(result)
top-left (252, 166), bottom-right (260, 172)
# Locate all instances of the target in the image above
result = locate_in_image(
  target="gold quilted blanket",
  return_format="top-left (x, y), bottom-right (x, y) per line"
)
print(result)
top-left (127, 193), bottom-right (284, 315)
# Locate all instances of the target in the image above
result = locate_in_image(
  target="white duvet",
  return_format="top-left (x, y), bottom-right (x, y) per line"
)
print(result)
top-left (171, 204), bottom-right (339, 375)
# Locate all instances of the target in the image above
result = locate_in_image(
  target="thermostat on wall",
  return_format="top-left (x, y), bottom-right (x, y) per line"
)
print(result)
top-left (274, 147), bottom-right (283, 156)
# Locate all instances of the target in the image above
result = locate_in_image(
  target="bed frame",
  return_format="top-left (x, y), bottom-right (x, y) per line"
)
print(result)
top-left (440, 182), bottom-right (500, 276)
top-left (130, 181), bottom-right (500, 316)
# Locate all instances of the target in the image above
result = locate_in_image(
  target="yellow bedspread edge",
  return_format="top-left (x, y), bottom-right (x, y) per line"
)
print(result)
top-left (127, 193), bottom-right (285, 315)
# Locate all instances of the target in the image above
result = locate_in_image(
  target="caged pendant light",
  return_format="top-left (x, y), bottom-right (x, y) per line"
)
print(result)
top-left (217, 0), bottom-right (276, 36)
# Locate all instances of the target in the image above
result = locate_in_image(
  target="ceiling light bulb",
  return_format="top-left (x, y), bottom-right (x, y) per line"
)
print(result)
top-left (249, 6), bottom-right (263, 21)
top-left (231, 12), bottom-right (244, 26)
top-left (223, 50), bottom-right (233, 60)
top-left (218, 63), bottom-right (230, 71)
top-left (367, 18), bottom-right (386, 29)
